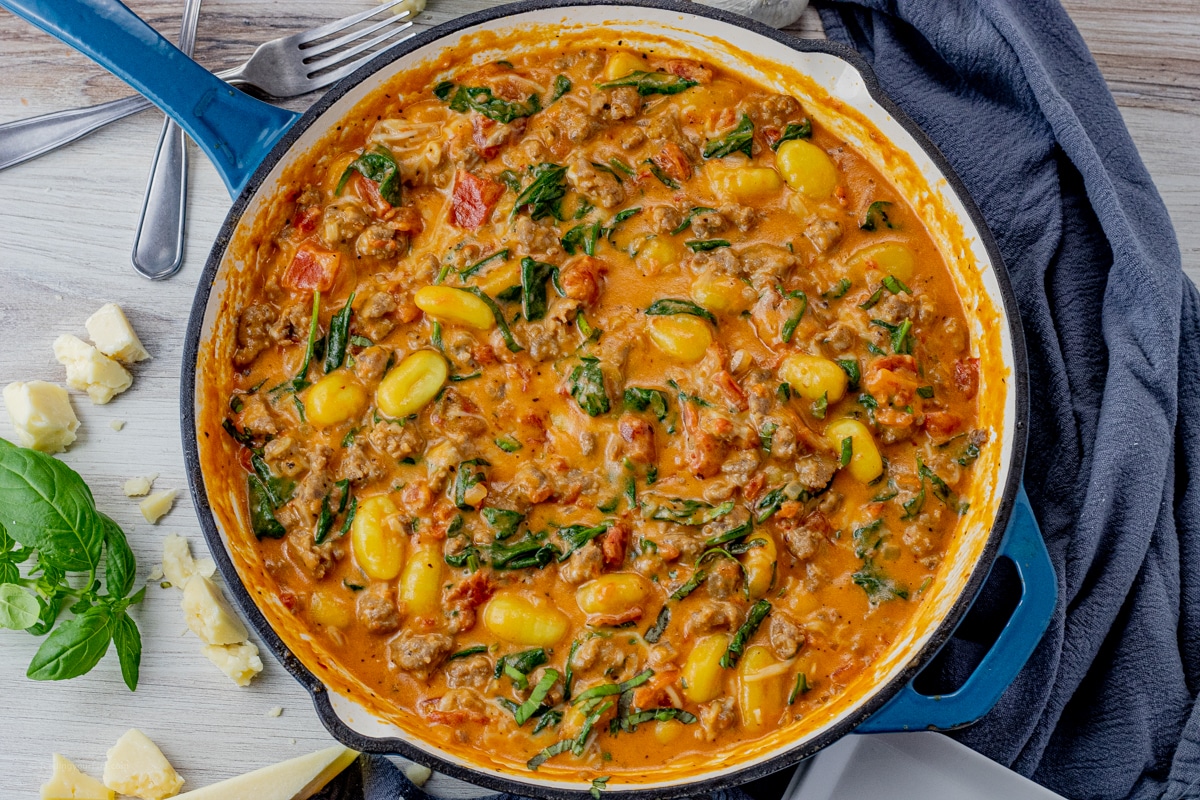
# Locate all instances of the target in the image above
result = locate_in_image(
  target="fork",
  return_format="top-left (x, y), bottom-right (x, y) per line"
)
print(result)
top-left (0, 0), bottom-right (418, 172)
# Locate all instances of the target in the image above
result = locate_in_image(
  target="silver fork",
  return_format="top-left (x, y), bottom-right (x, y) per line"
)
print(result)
top-left (0, 0), bottom-right (418, 172)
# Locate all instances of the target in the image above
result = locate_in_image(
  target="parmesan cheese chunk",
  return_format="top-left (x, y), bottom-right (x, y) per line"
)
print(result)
top-left (161, 533), bottom-right (214, 587)
top-left (102, 730), bottom-right (184, 800)
top-left (54, 334), bottom-right (132, 405)
top-left (3, 380), bottom-right (79, 453)
top-left (181, 575), bottom-right (248, 645)
top-left (202, 641), bottom-right (264, 687)
top-left (41, 753), bottom-right (114, 800)
top-left (124, 473), bottom-right (158, 497)
top-left (404, 762), bottom-right (433, 787)
top-left (140, 489), bottom-right (177, 523)
top-left (172, 746), bottom-right (356, 800)
top-left (86, 303), bottom-right (150, 364)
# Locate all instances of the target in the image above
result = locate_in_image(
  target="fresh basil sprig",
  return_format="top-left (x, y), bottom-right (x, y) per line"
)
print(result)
top-left (0, 439), bottom-right (144, 690)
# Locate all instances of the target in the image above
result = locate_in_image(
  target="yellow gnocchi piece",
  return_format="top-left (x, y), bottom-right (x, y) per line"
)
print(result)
top-left (691, 272), bottom-right (750, 313)
top-left (682, 633), bottom-right (732, 704)
top-left (779, 353), bottom-right (848, 404)
top-left (576, 573), bottom-right (651, 618)
top-left (304, 371), bottom-right (369, 427)
top-left (707, 163), bottom-right (784, 204)
top-left (737, 646), bottom-right (787, 731)
top-left (647, 315), bottom-right (713, 363)
top-left (654, 719), bottom-right (685, 744)
top-left (826, 417), bottom-right (884, 483)
top-left (414, 285), bottom-right (496, 330)
top-left (775, 139), bottom-right (839, 200)
top-left (848, 242), bottom-right (916, 283)
top-left (475, 260), bottom-right (520, 297)
top-left (482, 593), bottom-right (569, 647)
top-left (635, 236), bottom-right (681, 276)
top-left (400, 541), bottom-right (443, 617)
top-left (351, 495), bottom-right (406, 580)
top-left (309, 590), bottom-right (354, 629)
top-left (376, 350), bottom-right (448, 418)
top-left (603, 51), bottom-right (644, 82)
top-left (742, 534), bottom-right (778, 600)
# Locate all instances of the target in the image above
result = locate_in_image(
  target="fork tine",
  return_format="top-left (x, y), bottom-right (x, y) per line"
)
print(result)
top-left (305, 29), bottom-right (417, 90)
top-left (301, 12), bottom-right (407, 60)
top-left (306, 20), bottom-right (413, 72)
top-left (294, 0), bottom-right (409, 46)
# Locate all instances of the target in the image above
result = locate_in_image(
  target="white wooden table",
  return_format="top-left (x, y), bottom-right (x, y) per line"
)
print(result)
top-left (0, 1), bottom-right (1195, 796)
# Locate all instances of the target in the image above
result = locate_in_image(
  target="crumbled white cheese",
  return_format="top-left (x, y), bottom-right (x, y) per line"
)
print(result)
top-left (202, 641), bottom-right (263, 687)
top-left (267, 706), bottom-right (283, 717)
top-left (169, 746), bottom-right (357, 800)
top-left (181, 575), bottom-right (248, 645)
top-left (2, 380), bottom-right (79, 453)
top-left (102, 729), bottom-right (184, 800)
top-left (123, 473), bottom-right (158, 497)
top-left (384, 0), bottom-right (427, 18)
top-left (147, 566), bottom-right (164, 582)
top-left (139, 489), bottom-right (177, 524)
top-left (161, 534), bottom-right (214, 587)
top-left (111, 419), bottom-right (126, 431)
top-left (54, 334), bottom-right (132, 405)
top-left (404, 762), bottom-right (433, 787)
top-left (41, 753), bottom-right (114, 800)
top-left (86, 303), bottom-right (150, 364)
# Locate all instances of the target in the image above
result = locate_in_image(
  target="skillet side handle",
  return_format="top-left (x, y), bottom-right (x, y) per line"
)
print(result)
top-left (857, 484), bottom-right (1056, 733)
top-left (0, 0), bottom-right (299, 197)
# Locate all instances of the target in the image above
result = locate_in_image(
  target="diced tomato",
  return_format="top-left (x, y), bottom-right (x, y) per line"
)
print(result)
top-left (446, 571), bottom-right (495, 610)
top-left (762, 126), bottom-right (782, 147)
top-left (356, 172), bottom-right (392, 217)
top-left (924, 411), bottom-right (963, 438)
top-left (954, 358), bottom-right (980, 399)
top-left (282, 243), bottom-right (340, 292)
top-left (715, 370), bottom-right (749, 412)
top-left (450, 169), bottom-right (505, 229)
top-left (600, 520), bottom-right (631, 567)
top-left (633, 670), bottom-right (680, 708)
top-left (292, 206), bottom-right (321, 234)
top-left (651, 142), bottom-right (692, 183)
top-left (471, 116), bottom-right (504, 161)
top-left (666, 58), bottom-right (713, 83)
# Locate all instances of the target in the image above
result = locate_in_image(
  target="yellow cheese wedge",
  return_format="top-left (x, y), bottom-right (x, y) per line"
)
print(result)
top-left (182, 575), bottom-right (249, 645)
top-left (53, 333), bottom-right (132, 405)
top-left (86, 302), bottom-right (150, 364)
top-left (202, 641), bottom-right (263, 687)
top-left (41, 753), bottom-right (114, 800)
top-left (172, 746), bottom-right (358, 800)
top-left (103, 729), bottom-right (184, 800)
top-left (140, 489), bottom-right (178, 524)
top-left (3, 380), bottom-right (80, 453)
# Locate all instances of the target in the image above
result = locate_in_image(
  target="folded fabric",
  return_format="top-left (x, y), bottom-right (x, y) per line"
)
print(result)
top-left (816, 1), bottom-right (1197, 799)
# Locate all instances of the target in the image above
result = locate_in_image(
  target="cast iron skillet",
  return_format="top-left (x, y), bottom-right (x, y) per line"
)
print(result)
top-left (0, 0), bottom-right (1056, 796)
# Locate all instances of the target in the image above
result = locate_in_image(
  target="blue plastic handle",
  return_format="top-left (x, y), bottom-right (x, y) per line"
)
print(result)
top-left (0, 0), bottom-right (300, 197)
top-left (857, 483), bottom-right (1056, 732)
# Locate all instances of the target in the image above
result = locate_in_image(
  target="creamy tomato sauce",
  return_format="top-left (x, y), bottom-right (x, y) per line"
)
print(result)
top-left (216, 40), bottom-right (983, 781)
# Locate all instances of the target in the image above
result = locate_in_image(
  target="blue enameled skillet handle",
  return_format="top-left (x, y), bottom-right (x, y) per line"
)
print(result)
top-left (858, 483), bottom-right (1056, 732)
top-left (0, 0), bottom-right (299, 197)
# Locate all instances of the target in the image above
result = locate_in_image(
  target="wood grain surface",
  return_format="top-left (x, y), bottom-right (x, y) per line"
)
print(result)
top-left (0, 1), bottom-right (1194, 797)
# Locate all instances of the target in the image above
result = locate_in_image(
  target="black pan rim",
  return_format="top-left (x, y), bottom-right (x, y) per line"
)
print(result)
top-left (180, 1), bottom-right (1030, 796)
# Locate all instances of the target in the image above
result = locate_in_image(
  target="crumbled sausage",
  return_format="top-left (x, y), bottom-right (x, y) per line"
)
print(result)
top-left (795, 453), bottom-right (838, 492)
top-left (338, 440), bottom-right (384, 485)
top-left (239, 394), bottom-right (279, 436)
top-left (445, 654), bottom-right (493, 688)
top-left (706, 558), bottom-right (742, 600)
top-left (431, 389), bottom-right (489, 442)
top-left (357, 582), bottom-right (401, 634)
top-left (804, 218), bottom-right (843, 253)
top-left (698, 697), bottom-right (737, 741)
top-left (683, 600), bottom-right (741, 638)
top-left (566, 156), bottom-right (625, 209)
top-left (740, 243), bottom-right (796, 284)
top-left (769, 612), bottom-right (805, 659)
top-left (650, 204), bottom-right (683, 234)
top-left (284, 527), bottom-right (339, 579)
top-left (559, 540), bottom-right (604, 585)
top-left (263, 436), bottom-right (305, 478)
top-left (320, 202), bottom-right (369, 247)
top-left (572, 636), bottom-right (629, 676)
top-left (368, 419), bottom-right (423, 461)
top-left (234, 304), bottom-right (276, 367)
top-left (388, 630), bottom-right (454, 680)
top-left (690, 210), bottom-right (726, 238)
top-left (778, 512), bottom-right (831, 561)
top-left (618, 413), bottom-right (656, 464)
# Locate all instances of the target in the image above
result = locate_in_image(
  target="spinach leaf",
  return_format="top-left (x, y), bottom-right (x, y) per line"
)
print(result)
top-left (453, 459), bottom-right (490, 511)
top-left (644, 606), bottom-right (670, 643)
top-left (495, 435), bottom-right (522, 453)
top-left (247, 475), bottom-right (286, 540)
top-left (447, 645), bottom-right (488, 662)
top-left (670, 206), bottom-right (718, 236)
top-left (882, 275), bottom-right (912, 295)
top-left (556, 522), bottom-right (611, 561)
top-left (645, 298), bottom-right (716, 325)
top-left (621, 707), bottom-right (697, 729)
top-left (511, 163), bottom-right (568, 221)
top-left (561, 221), bottom-right (601, 257)
top-left (780, 288), bottom-right (807, 343)
top-left (852, 559), bottom-right (909, 603)
top-left (859, 286), bottom-right (885, 310)
top-left (703, 113), bottom-right (754, 159)
top-left (27, 604), bottom-right (114, 682)
top-left (597, 71), bottom-right (697, 96)
top-left (516, 668), bottom-right (560, 725)
top-left (439, 83), bottom-right (541, 124)
top-left (250, 453), bottom-right (295, 509)
top-left (788, 672), bottom-right (811, 704)
top-left (609, 157), bottom-right (635, 178)
top-left (335, 145), bottom-right (402, 206)
top-left (837, 359), bottom-right (861, 390)
top-left (460, 249), bottom-right (509, 279)
top-left (482, 507), bottom-right (524, 540)
top-left (322, 292), bottom-right (355, 373)
top-left (521, 257), bottom-right (560, 321)
top-left (861, 201), bottom-right (895, 231)
top-left (669, 570), bottom-right (706, 602)
top-left (822, 278), bottom-right (852, 299)
top-left (550, 74), bottom-right (572, 102)
top-left (684, 239), bottom-right (730, 252)
top-left (644, 161), bottom-right (680, 189)
top-left (720, 600), bottom-right (771, 668)
top-left (490, 533), bottom-right (560, 570)
top-left (623, 387), bottom-right (669, 421)
top-left (463, 287), bottom-right (523, 353)
top-left (569, 357), bottom-right (610, 417)
top-left (771, 120), bottom-right (812, 150)
top-left (648, 497), bottom-right (733, 526)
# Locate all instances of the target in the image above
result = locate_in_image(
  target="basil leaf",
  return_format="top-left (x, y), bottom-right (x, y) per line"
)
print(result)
top-left (568, 357), bottom-right (610, 417)
top-left (771, 120), bottom-right (812, 150)
top-left (861, 201), bottom-right (895, 231)
top-left (0, 438), bottom-right (104, 573)
top-left (837, 359), bottom-right (861, 391)
top-left (623, 387), bottom-right (669, 421)
top-left (335, 145), bottom-right (401, 206)
top-left (703, 113), bottom-right (754, 159)
top-left (460, 249), bottom-right (509, 279)
top-left (597, 71), bottom-right (697, 96)
top-left (113, 611), bottom-right (141, 691)
top-left (645, 298), bottom-right (716, 324)
top-left (780, 289), bottom-right (807, 343)
top-left (644, 605), bottom-right (670, 643)
top-left (670, 206), bottom-right (717, 236)
top-left (720, 599), bottom-right (771, 668)
top-left (521, 257), bottom-right (560, 321)
top-left (852, 559), bottom-right (909, 603)
top-left (649, 498), bottom-right (733, 526)
top-left (550, 74), bottom-right (572, 102)
top-left (248, 475), bottom-right (286, 540)
top-left (644, 161), bottom-right (680, 189)
top-left (323, 292), bottom-right (355, 373)
top-left (511, 163), bottom-right (568, 221)
top-left (0, 583), bottom-right (39, 630)
top-left (27, 604), bottom-right (115, 682)
top-left (609, 158), bottom-right (635, 178)
top-left (684, 239), bottom-right (730, 253)
top-left (101, 513), bottom-right (136, 599)
top-left (516, 668), bottom-right (560, 725)
top-left (482, 507), bottom-right (524, 540)
top-left (442, 83), bottom-right (541, 124)
top-left (823, 278), bottom-right (852, 299)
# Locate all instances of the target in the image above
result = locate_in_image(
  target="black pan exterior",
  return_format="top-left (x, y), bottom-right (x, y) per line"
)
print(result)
top-left (180, 2), bottom-right (1029, 796)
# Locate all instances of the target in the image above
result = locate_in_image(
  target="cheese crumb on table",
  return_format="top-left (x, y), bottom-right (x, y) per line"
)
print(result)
top-left (86, 303), bottom-right (150, 364)
top-left (41, 753), bottom-right (114, 800)
top-left (202, 642), bottom-right (264, 687)
top-left (2, 380), bottom-right (79, 453)
top-left (53, 334), bottom-right (132, 405)
top-left (110, 419), bottom-right (126, 431)
top-left (124, 473), bottom-right (158, 497)
top-left (404, 762), bottom-right (433, 787)
top-left (161, 533), bottom-right (214, 586)
top-left (102, 729), bottom-right (184, 800)
top-left (140, 489), bottom-right (177, 523)
top-left (267, 706), bottom-right (283, 717)
top-left (181, 575), bottom-right (249, 645)
top-left (169, 745), bottom-right (356, 800)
